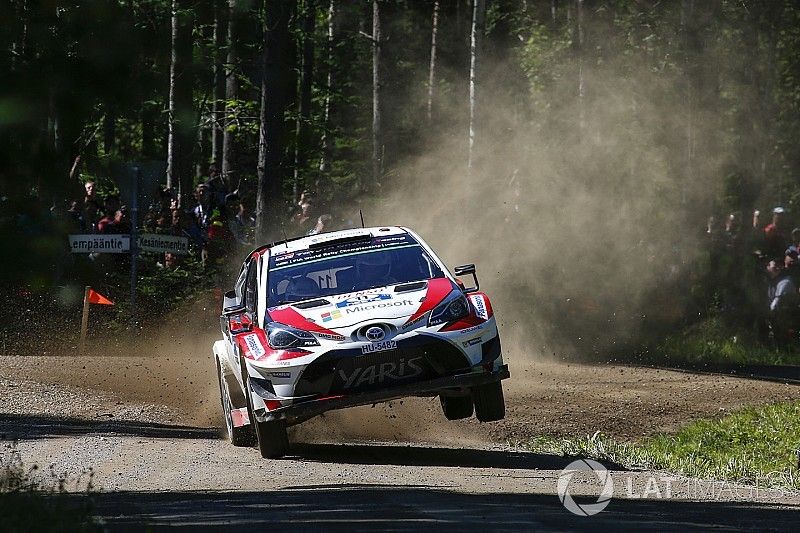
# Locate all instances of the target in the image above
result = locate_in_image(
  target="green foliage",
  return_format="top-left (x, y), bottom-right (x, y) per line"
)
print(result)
top-left (102, 254), bottom-right (219, 331)
top-left (654, 316), bottom-right (800, 366)
top-left (528, 401), bottom-right (800, 490)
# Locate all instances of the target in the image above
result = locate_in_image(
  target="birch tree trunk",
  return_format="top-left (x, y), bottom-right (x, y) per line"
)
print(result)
top-left (166, 0), bottom-right (195, 204)
top-left (371, 0), bottom-right (383, 190)
top-left (318, 0), bottom-right (336, 175)
top-left (467, 0), bottom-right (485, 173)
top-left (165, 0), bottom-right (179, 191)
top-left (221, 0), bottom-right (239, 186)
top-left (211, 0), bottom-right (227, 168)
top-left (427, 0), bottom-right (439, 123)
top-left (256, 1), bottom-right (295, 243)
top-left (293, 0), bottom-right (316, 201)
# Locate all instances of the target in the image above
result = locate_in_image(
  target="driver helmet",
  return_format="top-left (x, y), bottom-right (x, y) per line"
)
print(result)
top-left (285, 276), bottom-right (319, 301)
top-left (356, 252), bottom-right (392, 281)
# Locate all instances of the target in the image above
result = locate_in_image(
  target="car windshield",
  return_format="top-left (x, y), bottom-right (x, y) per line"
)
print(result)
top-left (267, 234), bottom-right (445, 307)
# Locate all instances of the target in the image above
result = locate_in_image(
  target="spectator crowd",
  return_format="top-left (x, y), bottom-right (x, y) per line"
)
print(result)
top-left (81, 166), bottom-right (339, 265)
top-left (1, 166), bottom-right (341, 286)
top-left (707, 206), bottom-right (800, 345)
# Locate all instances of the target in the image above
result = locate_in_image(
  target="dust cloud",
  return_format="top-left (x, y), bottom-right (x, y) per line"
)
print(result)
top-left (366, 25), bottom-right (734, 363)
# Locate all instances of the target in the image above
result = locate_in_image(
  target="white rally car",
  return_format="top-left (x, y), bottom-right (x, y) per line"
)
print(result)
top-left (213, 226), bottom-right (509, 458)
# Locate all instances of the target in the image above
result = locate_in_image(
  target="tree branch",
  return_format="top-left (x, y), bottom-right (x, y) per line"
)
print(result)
top-left (359, 30), bottom-right (378, 44)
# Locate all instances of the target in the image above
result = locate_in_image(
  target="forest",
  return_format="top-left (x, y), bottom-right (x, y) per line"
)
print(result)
top-left (3, 0), bottom-right (800, 362)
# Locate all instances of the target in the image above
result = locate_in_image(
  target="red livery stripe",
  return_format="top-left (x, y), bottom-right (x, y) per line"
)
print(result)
top-left (268, 306), bottom-right (341, 336)
top-left (440, 314), bottom-right (484, 332)
top-left (405, 277), bottom-right (454, 323)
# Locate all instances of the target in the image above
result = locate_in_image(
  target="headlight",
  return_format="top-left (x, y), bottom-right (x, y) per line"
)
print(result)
top-left (428, 291), bottom-right (470, 326)
top-left (266, 322), bottom-right (320, 349)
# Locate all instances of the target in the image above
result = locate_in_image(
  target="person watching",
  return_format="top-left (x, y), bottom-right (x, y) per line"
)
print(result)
top-left (766, 258), bottom-right (799, 345)
top-left (764, 206), bottom-right (789, 260)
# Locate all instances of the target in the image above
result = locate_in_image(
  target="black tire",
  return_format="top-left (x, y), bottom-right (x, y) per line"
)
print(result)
top-left (217, 359), bottom-right (255, 447)
top-left (472, 381), bottom-right (506, 422)
top-left (254, 419), bottom-right (290, 459)
top-left (244, 377), bottom-right (290, 459)
top-left (440, 394), bottom-right (474, 420)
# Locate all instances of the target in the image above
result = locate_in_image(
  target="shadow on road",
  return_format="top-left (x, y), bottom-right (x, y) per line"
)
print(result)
top-left (0, 413), bottom-right (218, 441)
top-left (87, 485), bottom-right (800, 531)
top-left (288, 442), bottom-right (627, 471)
top-left (630, 362), bottom-right (800, 385)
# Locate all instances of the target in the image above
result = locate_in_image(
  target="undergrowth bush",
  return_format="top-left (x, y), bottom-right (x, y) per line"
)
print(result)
top-left (0, 443), bottom-right (98, 532)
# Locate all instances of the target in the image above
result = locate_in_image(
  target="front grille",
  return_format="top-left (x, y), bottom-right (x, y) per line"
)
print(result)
top-left (294, 335), bottom-right (470, 397)
top-left (331, 349), bottom-right (434, 392)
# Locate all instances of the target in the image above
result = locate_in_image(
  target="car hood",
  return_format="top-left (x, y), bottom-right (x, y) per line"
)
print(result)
top-left (267, 277), bottom-right (456, 333)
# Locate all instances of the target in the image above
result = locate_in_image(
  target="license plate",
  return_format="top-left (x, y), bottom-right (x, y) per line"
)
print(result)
top-left (361, 340), bottom-right (397, 354)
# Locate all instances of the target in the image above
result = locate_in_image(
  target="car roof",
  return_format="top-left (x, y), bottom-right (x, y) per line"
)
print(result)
top-left (254, 226), bottom-right (411, 257)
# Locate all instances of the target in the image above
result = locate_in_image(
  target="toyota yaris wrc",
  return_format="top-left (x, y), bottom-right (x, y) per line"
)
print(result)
top-left (213, 226), bottom-right (509, 458)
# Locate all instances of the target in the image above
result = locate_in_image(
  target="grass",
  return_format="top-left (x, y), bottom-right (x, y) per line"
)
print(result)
top-left (527, 401), bottom-right (800, 490)
top-left (649, 316), bottom-right (800, 367)
top-left (0, 443), bottom-right (99, 532)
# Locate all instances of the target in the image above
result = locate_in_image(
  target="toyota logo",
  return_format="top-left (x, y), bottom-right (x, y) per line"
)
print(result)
top-left (365, 326), bottom-right (385, 341)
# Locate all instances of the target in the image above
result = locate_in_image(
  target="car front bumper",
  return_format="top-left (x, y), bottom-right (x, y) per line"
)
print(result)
top-left (252, 365), bottom-right (510, 425)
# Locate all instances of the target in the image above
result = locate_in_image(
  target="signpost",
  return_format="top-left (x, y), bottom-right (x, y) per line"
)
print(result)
top-left (68, 164), bottom-right (193, 345)
top-left (68, 233), bottom-right (190, 255)
top-left (68, 234), bottom-right (131, 253)
top-left (137, 234), bottom-right (189, 254)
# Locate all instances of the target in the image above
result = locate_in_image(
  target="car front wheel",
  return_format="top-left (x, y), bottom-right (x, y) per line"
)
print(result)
top-left (471, 381), bottom-right (506, 422)
top-left (246, 378), bottom-right (290, 459)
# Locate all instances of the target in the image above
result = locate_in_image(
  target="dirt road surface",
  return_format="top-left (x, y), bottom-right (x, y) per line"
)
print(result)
top-left (2, 327), bottom-right (800, 530)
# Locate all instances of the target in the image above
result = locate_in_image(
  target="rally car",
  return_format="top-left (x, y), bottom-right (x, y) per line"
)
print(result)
top-left (213, 226), bottom-right (509, 458)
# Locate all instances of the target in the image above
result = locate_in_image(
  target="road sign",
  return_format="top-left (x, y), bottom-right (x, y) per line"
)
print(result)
top-left (137, 233), bottom-right (189, 255)
top-left (69, 234), bottom-right (131, 253)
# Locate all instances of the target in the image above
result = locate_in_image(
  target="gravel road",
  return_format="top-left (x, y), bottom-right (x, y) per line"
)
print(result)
top-left (2, 327), bottom-right (800, 530)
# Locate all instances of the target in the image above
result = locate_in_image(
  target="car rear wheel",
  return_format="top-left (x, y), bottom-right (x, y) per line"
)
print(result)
top-left (472, 381), bottom-right (506, 422)
top-left (217, 359), bottom-right (255, 447)
top-left (440, 394), bottom-right (474, 420)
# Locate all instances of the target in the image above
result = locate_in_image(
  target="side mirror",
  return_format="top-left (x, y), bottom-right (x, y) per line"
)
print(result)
top-left (454, 264), bottom-right (479, 293)
top-left (222, 310), bottom-right (253, 335)
top-left (222, 290), bottom-right (242, 313)
top-left (221, 291), bottom-right (253, 334)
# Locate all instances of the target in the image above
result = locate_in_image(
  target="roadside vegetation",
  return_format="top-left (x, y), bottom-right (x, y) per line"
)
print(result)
top-left (649, 316), bottom-right (800, 367)
top-left (0, 254), bottom-right (222, 356)
top-left (0, 443), bottom-right (98, 532)
top-left (528, 401), bottom-right (800, 490)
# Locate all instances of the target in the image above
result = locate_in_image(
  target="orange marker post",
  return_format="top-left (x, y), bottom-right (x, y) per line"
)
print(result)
top-left (78, 286), bottom-right (114, 355)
